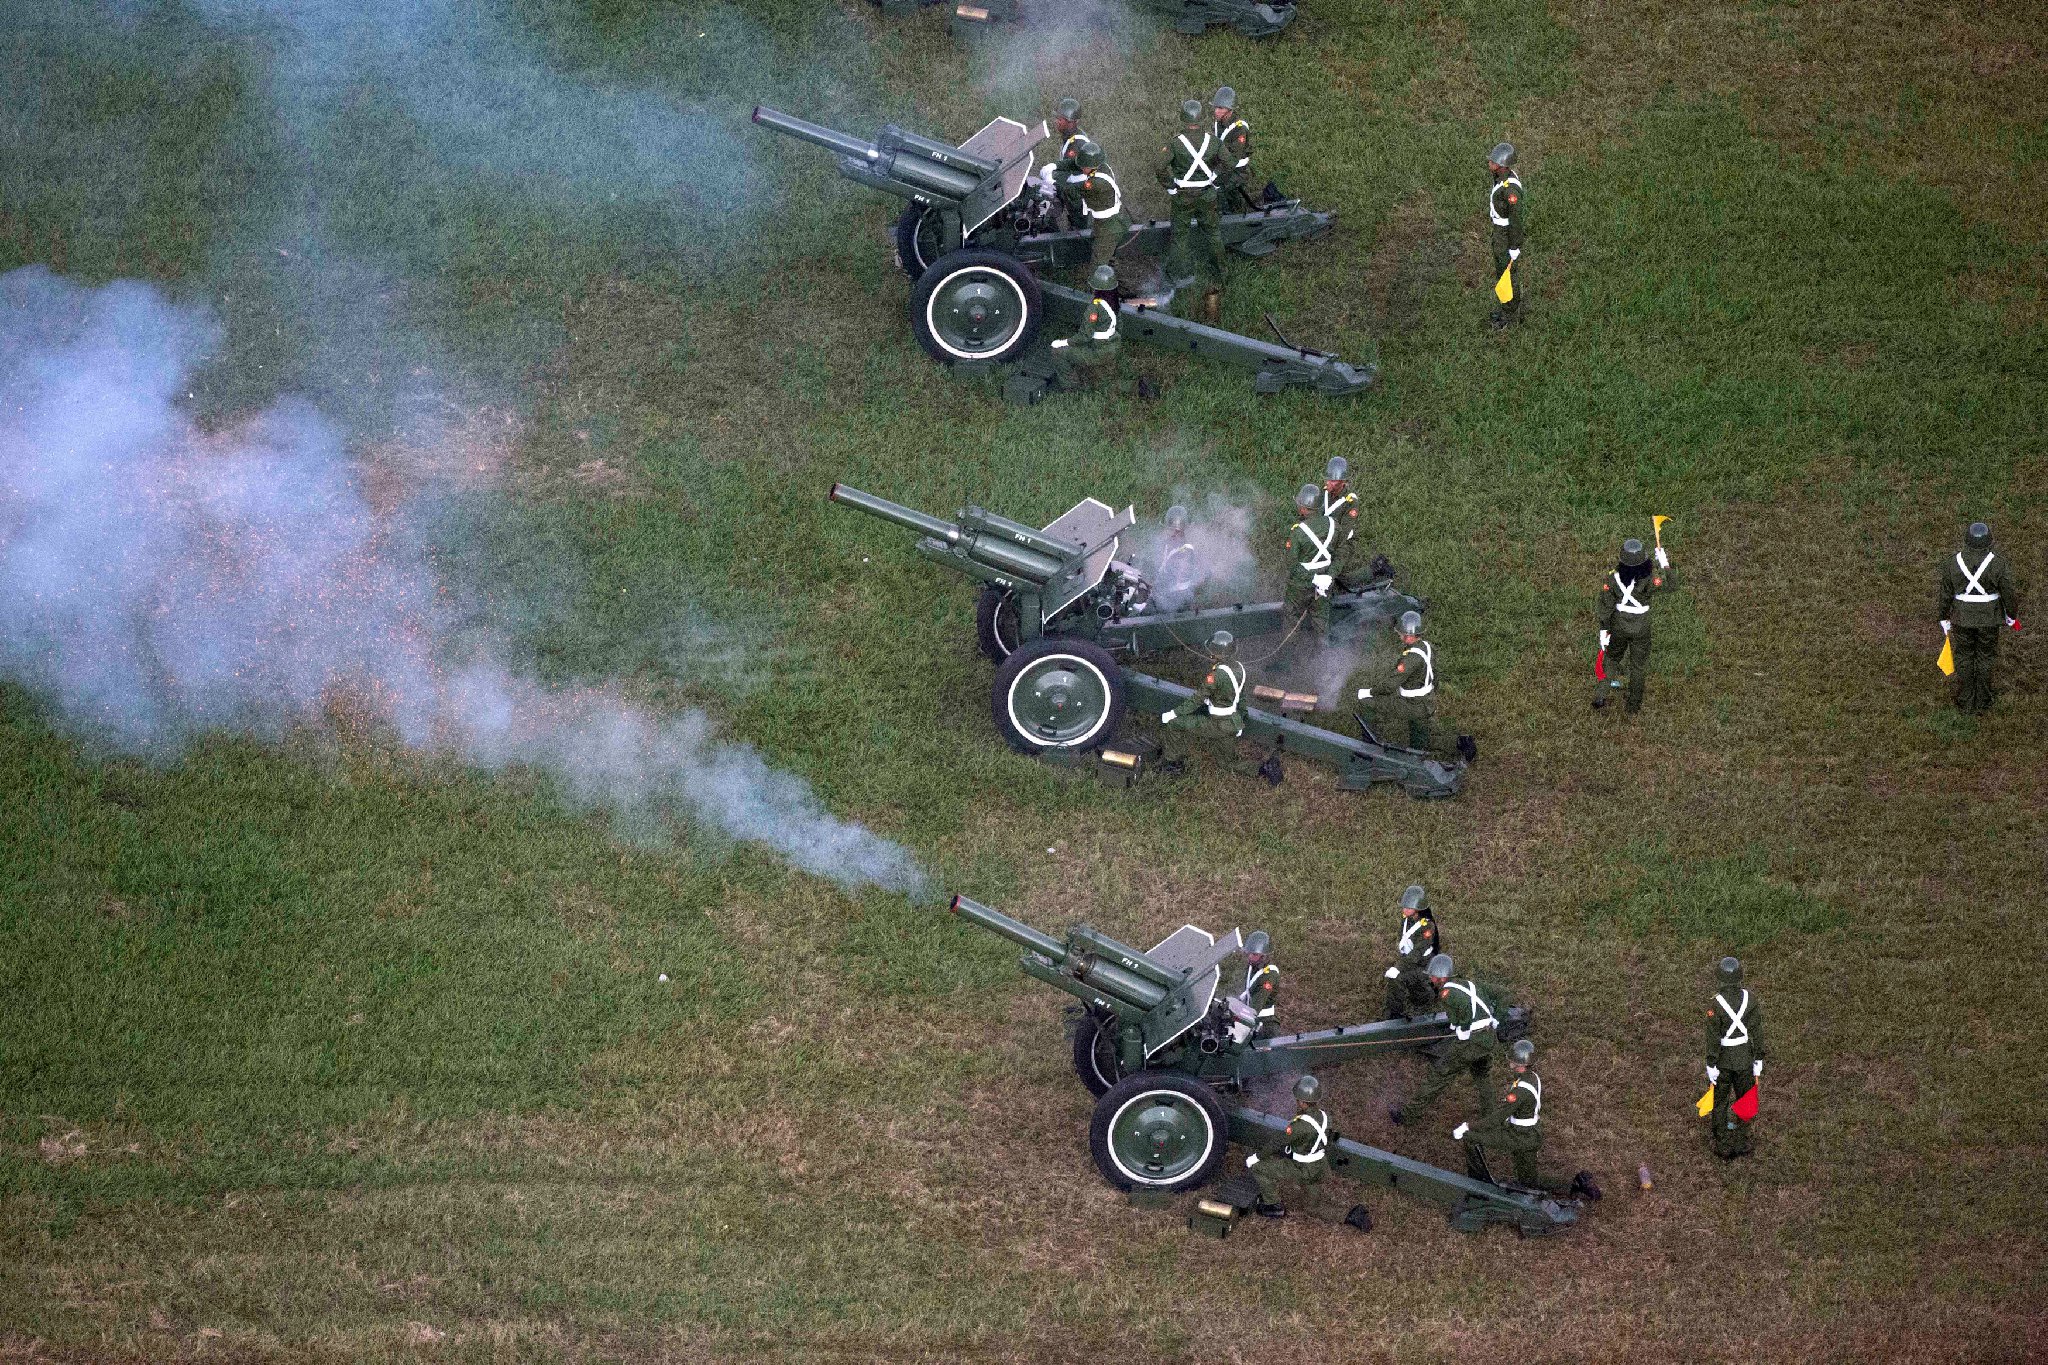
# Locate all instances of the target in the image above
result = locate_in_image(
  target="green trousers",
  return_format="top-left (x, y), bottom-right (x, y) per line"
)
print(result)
top-left (1605, 630), bottom-right (1650, 712)
top-left (1952, 625), bottom-right (1999, 713)
top-left (1048, 334), bottom-right (1119, 388)
top-left (1284, 573), bottom-right (1332, 638)
top-left (1161, 710), bottom-right (1258, 774)
top-left (1406, 1034), bottom-right (1502, 1118)
top-left (1491, 246), bottom-right (1522, 322)
top-left (1383, 967), bottom-right (1435, 1019)
top-left (1251, 1153), bottom-right (1338, 1214)
top-left (1168, 189), bottom-right (1224, 289)
top-left (1709, 1049), bottom-right (1756, 1158)
top-left (1361, 695), bottom-right (1434, 750)
top-left (1465, 1131), bottom-right (1572, 1194)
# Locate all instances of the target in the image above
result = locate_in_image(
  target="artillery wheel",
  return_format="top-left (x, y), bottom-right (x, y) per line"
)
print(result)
top-left (974, 585), bottom-right (1025, 660)
top-left (1071, 1007), bottom-right (1128, 1096)
top-left (894, 203), bottom-right (950, 279)
top-left (911, 249), bottom-right (1042, 366)
top-left (1089, 1072), bottom-right (1229, 1193)
top-left (991, 638), bottom-right (1124, 753)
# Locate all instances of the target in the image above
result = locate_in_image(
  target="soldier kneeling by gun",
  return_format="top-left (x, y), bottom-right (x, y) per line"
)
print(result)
top-left (1247, 1076), bottom-right (1372, 1231)
top-left (1158, 630), bottom-right (1283, 784)
top-left (1455, 1040), bottom-right (1602, 1203)
top-left (1047, 264), bottom-right (1122, 391)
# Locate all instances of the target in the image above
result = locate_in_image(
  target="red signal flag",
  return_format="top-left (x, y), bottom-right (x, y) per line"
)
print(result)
top-left (1731, 1084), bottom-right (1759, 1122)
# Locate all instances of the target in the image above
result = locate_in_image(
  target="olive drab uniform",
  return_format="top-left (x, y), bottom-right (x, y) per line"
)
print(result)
top-left (1239, 960), bottom-right (1280, 1030)
top-left (1382, 912), bottom-right (1440, 1019)
top-left (1402, 978), bottom-right (1503, 1118)
top-left (1354, 636), bottom-right (1438, 749)
top-left (1074, 165), bottom-right (1126, 271)
top-left (1285, 508), bottom-right (1340, 638)
top-left (1214, 109), bottom-right (1253, 210)
top-left (1054, 126), bottom-right (1091, 229)
top-left (1048, 291), bottom-right (1120, 386)
top-left (1597, 560), bottom-right (1675, 713)
top-left (1706, 986), bottom-right (1766, 1158)
top-left (1464, 1068), bottom-right (1572, 1193)
top-left (1157, 539), bottom-right (1201, 604)
top-left (1160, 656), bottom-right (1250, 769)
top-left (1321, 486), bottom-right (1366, 588)
top-left (1159, 125), bottom-right (1224, 294)
top-left (1939, 545), bottom-right (2020, 714)
top-left (1489, 170), bottom-right (1525, 324)
top-left (1247, 1106), bottom-right (1338, 1212)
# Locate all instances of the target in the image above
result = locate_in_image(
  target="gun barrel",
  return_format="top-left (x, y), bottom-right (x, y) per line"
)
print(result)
top-left (752, 105), bottom-right (875, 162)
top-left (951, 895), bottom-right (1068, 962)
top-left (831, 483), bottom-right (961, 544)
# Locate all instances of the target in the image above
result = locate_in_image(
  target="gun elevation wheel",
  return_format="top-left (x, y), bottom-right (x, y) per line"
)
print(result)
top-left (912, 249), bottom-right (1042, 365)
top-left (1089, 1072), bottom-right (1229, 1192)
top-left (894, 203), bottom-right (949, 278)
top-left (1071, 1007), bottom-right (1128, 1096)
top-left (992, 638), bottom-right (1124, 752)
top-left (975, 585), bottom-right (1025, 660)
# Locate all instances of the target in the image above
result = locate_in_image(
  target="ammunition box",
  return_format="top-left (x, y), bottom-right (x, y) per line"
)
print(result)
top-left (1188, 1199), bottom-right (1237, 1239)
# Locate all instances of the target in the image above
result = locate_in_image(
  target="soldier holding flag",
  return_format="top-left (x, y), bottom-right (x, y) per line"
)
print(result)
top-left (1938, 521), bottom-right (2021, 714)
top-left (1485, 141), bottom-right (1525, 329)
top-left (1703, 956), bottom-right (1766, 1160)
top-left (1595, 529), bottom-right (1677, 714)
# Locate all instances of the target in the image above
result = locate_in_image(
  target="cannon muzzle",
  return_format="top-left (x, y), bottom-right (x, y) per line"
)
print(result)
top-left (832, 484), bottom-right (1074, 587)
top-left (950, 896), bottom-right (1170, 1013)
top-left (831, 483), bottom-right (960, 544)
top-left (950, 894), bottom-right (1070, 962)
top-left (753, 104), bottom-right (987, 203)
top-left (751, 105), bottom-right (876, 163)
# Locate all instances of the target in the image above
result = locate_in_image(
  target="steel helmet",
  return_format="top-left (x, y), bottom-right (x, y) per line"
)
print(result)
top-left (1717, 956), bottom-right (1743, 986)
top-left (1055, 97), bottom-right (1081, 124)
top-left (1324, 455), bottom-right (1349, 484)
top-left (1164, 503), bottom-right (1190, 533)
top-left (1180, 98), bottom-right (1204, 125)
top-left (1966, 521), bottom-right (1992, 548)
top-left (1292, 1074), bottom-right (1321, 1107)
top-left (1075, 139), bottom-right (1106, 173)
top-left (1398, 610), bottom-right (1422, 638)
top-left (1509, 1038), bottom-right (1535, 1068)
top-left (1088, 263), bottom-right (1118, 293)
top-left (1488, 140), bottom-right (1516, 169)
top-left (1620, 537), bottom-right (1648, 567)
top-left (1294, 483), bottom-right (1319, 514)
top-left (1426, 952), bottom-right (1454, 980)
top-left (1208, 629), bottom-right (1237, 661)
top-left (1400, 884), bottom-right (1426, 912)
top-left (1244, 928), bottom-right (1270, 960)
top-left (1212, 85), bottom-right (1237, 112)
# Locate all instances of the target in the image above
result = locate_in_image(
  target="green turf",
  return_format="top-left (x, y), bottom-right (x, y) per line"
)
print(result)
top-left (4, 0), bottom-right (2047, 1360)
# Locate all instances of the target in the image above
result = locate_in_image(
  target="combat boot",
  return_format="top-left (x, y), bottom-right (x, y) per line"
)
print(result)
top-left (1253, 1201), bottom-right (1287, 1218)
top-left (1570, 1170), bottom-right (1604, 1201)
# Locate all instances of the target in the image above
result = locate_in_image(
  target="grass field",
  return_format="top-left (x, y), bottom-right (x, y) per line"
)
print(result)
top-left (4, 0), bottom-right (2047, 1360)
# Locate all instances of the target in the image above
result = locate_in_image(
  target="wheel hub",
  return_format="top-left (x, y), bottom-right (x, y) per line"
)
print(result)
top-left (1113, 1094), bottom-right (1208, 1179)
top-left (1013, 658), bottom-right (1107, 744)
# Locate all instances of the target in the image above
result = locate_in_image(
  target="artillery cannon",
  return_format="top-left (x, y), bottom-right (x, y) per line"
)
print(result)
top-left (752, 105), bottom-right (1369, 400)
top-left (831, 483), bottom-right (1468, 798)
top-left (948, 896), bottom-right (1579, 1235)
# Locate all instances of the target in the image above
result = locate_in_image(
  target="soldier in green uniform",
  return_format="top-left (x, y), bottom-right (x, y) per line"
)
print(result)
top-left (1234, 929), bottom-right (1279, 1039)
top-left (1248, 1075), bottom-right (1364, 1225)
top-left (1381, 884), bottom-right (1441, 1020)
top-left (1391, 954), bottom-right (1503, 1125)
top-left (1352, 610), bottom-right (1438, 750)
top-left (1046, 264), bottom-right (1121, 390)
top-left (1705, 956), bottom-right (1766, 1160)
top-left (1312, 456), bottom-right (1363, 583)
top-left (1159, 629), bottom-right (1265, 779)
top-left (1069, 140), bottom-right (1127, 273)
top-left (1159, 98), bottom-right (1225, 324)
top-left (1283, 483), bottom-right (1338, 640)
top-left (1456, 1039), bottom-right (1603, 1200)
top-left (1154, 503), bottom-right (1202, 607)
top-left (1939, 521), bottom-right (2022, 714)
top-left (1051, 97), bottom-right (1089, 229)
top-left (1486, 141), bottom-right (1525, 329)
top-left (1210, 85), bottom-right (1255, 211)
top-left (1595, 536), bottom-right (1675, 714)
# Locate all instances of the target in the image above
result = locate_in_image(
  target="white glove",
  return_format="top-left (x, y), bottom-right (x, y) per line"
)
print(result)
top-left (1598, 630), bottom-right (1610, 650)
top-left (1654, 546), bottom-right (1670, 569)
top-left (1753, 1060), bottom-right (1763, 1079)
top-left (1451, 1122), bottom-right (1470, 1141)
top-left (1311, 573), bottom-right (1333, 595)
top-left (1507, 248), bottom-right (1520, 261)
top-left (1706, 1066), bottom-right (1720, 1085)
top-left (1384, 967), bottom-right (1401, 980)
top-left (1166, 187), bottom-right (1179, 197)
top-left (2008, 617), bottom-right (2021, 629)
top-left (1357, 687), bottom-right (1372, 700)
top-left (1161, 709), bottom-right (1177, 724)
top-left (1244, 1151), bottom-right (1259, 1167)
top-left (1941, 619), bottom-right (1951, 635)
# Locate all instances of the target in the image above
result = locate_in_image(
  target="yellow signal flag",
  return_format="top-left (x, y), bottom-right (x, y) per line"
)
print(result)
top-left (1652, 514), bottom-right (1671, 546)
top-left (1937, 636), bottom-right (1955, 676)
top-left (1494, 263), bottom-right (1514, 303)
top-left (1695, 1087), bottom-right (1714, 1117)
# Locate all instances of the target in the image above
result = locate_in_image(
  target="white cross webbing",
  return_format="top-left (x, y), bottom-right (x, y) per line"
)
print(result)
top-left (1716, 990), bottom-right (1751, 1048)
top-left (1088, 302), bottom-right (1117, 341)
top-left (1396, 915), bottom-right (1427, 957)
top-left (1206, 661), bottom-right (1246, 717)
top-left (1956, 551), bottom-right (1998, 603)
top-left (1294, 516), bottom-right (1335, 572)
top-left (1489, 174), bottom-right (1522, 227)
top-left (1079, 171), bottom-right (1122, 220)
top-left (1446, 980), bottom-right (1497, 1040)
top-left (1217, 118), bottom-right (1250, 167)
top-left (1397, 641), bottom-right (1435, 698)
top-left (1060, 131), bottom-right (1088, 162)
top-left (1507, 1074), bottom-right (1542, 1127)
top-left (1173, 132), bottom-right (1217, 190)
top-left (1290, 1111), bottom-right (1329, 1162)
top-left (1612, 572), bottom-right (1649, 614)
top-left (1243, 961), bottom-right (1278, 1018)
top-left (1322, 489), bottom-right (1357, 521)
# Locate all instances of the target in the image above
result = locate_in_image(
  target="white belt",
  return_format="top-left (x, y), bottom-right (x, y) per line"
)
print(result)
top-left (1290, 1150), bottom-right (1325, 1164)
top-left (1489, 175), bottom-right (1521, 227)
top-left (1453, 1017), bottom-right (1497, 1041)
top-left (1507, 1114), bottom-right (1538, 1128)
top-left (1090, 319), bottom-right (1117, 340)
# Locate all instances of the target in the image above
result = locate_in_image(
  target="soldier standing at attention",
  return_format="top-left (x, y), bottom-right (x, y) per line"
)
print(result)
top-left (1046, 264), bottom-right (1121, 390)
top-left (1210, 85), bottom-right (1255, 211)
top-left (1596, 536), bottom-right (1675, 714)
top-left (1353, 610), bottom-right (1438, 751)
top-left (1381, 884), bottom-right (1441, 1020)
top-left (1486, 141), bottom-right (1525, 329)
top-left (1284, 483), bottom-right (1338, 640)
top-left (1456, 1040), bottom-right (1603, 1200)
top-left (1391, 954), bottom-right (1503, 1125)
top-left (1159, 98), bottom-right (1225, 325)
top-left (1069, 140), bottom-right (1126, 273)
top-left (1939, 520), bottom-right (2021, 714)
top-left (1051, 97), bottom-right (1089, 229)
top-left (1705, 956), bottom-right (1766, 1160)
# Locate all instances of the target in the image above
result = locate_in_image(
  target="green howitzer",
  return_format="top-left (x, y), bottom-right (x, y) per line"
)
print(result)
top-left (948, 895), bottom-right (1578, 1236)
top-left (830, 483), bottom-right (1466, 798)
top-left (752, 105), bottom-right (1363, 399)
